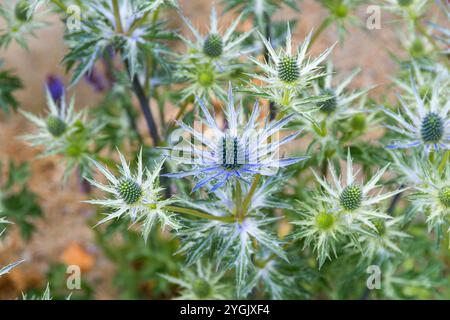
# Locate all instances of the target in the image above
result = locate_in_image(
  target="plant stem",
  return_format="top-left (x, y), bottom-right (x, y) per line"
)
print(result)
top-left (263, 12), bottom-right (277, 121)
top-left (387, 185), bottom-right (405, 215)
top-left (235, 180), bottom-right (243, 220)
top-left (112, 0), bottom-right (124, 34)
top-left (241, 174), bottom-right (261, 219)
top-left (309, 17), bottom-right (331, 49)
top-left (50, 0), bottom-right (67, 11)
top-left (166, 205), bottom-right (235, 223)
top-left (438, 150), bottom-right (449, 174)
top-left (125, 60), bottom-right (161, 145)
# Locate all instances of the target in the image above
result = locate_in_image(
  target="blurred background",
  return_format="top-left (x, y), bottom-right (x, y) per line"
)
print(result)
top-left (0, 0), bottom-right (446, 299)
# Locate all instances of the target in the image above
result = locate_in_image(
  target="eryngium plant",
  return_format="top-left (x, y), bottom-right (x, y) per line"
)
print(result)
top-left (3, 0), bottom-right (449, 300)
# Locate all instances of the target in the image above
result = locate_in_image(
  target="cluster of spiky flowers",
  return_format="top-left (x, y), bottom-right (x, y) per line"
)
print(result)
top-left (163, 86), bottom-right (305, 192)
top-left (247, 25), bottom-right (334, 113)
top-left (86, 149), bottom-right (178, 242)
top-left (382, 75), bottom-right (450, 153)
top-left (176, 6), bottom-right (253, 101)
top-left (294, 150), bottom-right (407, 266)
top-left (161, 261), bottom-right (231, 299)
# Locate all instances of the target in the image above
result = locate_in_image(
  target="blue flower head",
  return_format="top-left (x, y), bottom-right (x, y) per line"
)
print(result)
top-left (164, 85), bottom-right (306, 192)
top-left (382, 75), bottom-right (450, 153)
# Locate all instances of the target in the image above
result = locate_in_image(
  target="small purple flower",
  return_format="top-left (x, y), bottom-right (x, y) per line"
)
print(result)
top-left (84, 66), bottom-right (107, 92)
top-left (45, 75), bottom-right (65, 105)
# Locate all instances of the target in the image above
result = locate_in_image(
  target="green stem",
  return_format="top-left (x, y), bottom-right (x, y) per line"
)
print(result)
top-left (165, 205), bottom-right (235, 223)
top-left (241, 174), bottom-right (261, 219)
top-left (309, 18), bottom-right (331, 49)
top-left (112, 0), bottom-right (124, 34)
top-left (50, 0), bottom-right (67, 11)
top-left (438, 150), bottom-right (450, 174)
top-left (127, 6), bottom-right (160, 37)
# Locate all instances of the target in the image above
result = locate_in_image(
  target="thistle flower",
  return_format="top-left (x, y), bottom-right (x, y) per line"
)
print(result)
top-left (380, 0), bottom-right (429, 20)
top-left (312, 62), bottom-right (369, 118)
top-left (63, 0), bottom-right (171, 84)
top-left (177, 61), bottom-right (228, 101)
top-left (316, 0), bottom-right (363, 40)
top-left (0, 0), bottom-right (48, 50)
top-left (164, 86), bottom-right (305, 192)
top-left (382, 76), bottom-right (450, 153)
top-left (313, 150), bottom-right (403, 231)
top-left (179, 6), bottom-right (253, 65)
top-left (221, 0), bottom-right (299, 27)
top-left (248, 25), bottom-right (333, 110)
top-left (161, 261), bottom-right (230, 299)
top-left (293, 200), bottom-right (351, 268)
top-left (86, 149), bottom-right (178, 242)
top-left (356, 217), bottom-right (410, 262)
top-left (20, 88), bottom-right (83, 154)
top-left (408, 161), bottom-right (450, 233)
top-left (391, 62), bottom-right (447, 105)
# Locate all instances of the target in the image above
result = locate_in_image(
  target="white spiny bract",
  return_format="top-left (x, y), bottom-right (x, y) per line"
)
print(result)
top-left (175, 181), bottom-right (287, 295)
top-left (0, 217), bottom-right (24, 277)
top-left (409, 162), bottom-right (450, 234)
top-left (63, 0), bottom-right (171, 85)
top-left (176, 60), bottom-right (229, 101)
top-left (293, 200), bottom-right (351, 268)
top-left (21, 283), bottom-right (52, 300)
top-left (248, 25), bottom-right (334, 111)
top-left (19, 87), bottom-right (83, 154)
top-left (315, 0), bottom-right (362, 41)
top-left (161, 261), bottom-right (230, 299)
top-left (86, 149), bottom-right (178, 242)
top-left (177, 216), bottom-right (287, 295)
top-left (390, 62), bottom-right (445, 105)
top-left (355, 217), bottom-right (410, 262)
top-left (0, 0), bottom-right (48, 50)
top-left (382, 76), bottom-right (450, 153)
top-left (164, 86), bottom-right (305, 192)
top-left (313, 150), bottom-right (404, 232)
top-left (381, 0), bottom-right (429, 19)
top-left (312, 62), bottom-right (368, 118)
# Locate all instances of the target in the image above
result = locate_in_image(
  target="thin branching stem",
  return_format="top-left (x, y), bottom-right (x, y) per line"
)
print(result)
top-left (112, 0), bottom-right (124, 34)
top-left (50, 0), bottom-right (67, 11)
top-left (166, 205), bottom-right (235, 223)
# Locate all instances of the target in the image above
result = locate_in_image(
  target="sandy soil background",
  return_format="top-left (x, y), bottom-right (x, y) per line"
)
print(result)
top-left (0, 0), bottom-right (444, 299)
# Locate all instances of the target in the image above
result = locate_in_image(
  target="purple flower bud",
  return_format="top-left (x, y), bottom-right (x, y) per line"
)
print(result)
top-left (46, 75), bottom-right (65, 105)
top-left (84, 66), bottom-right (107, 92)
